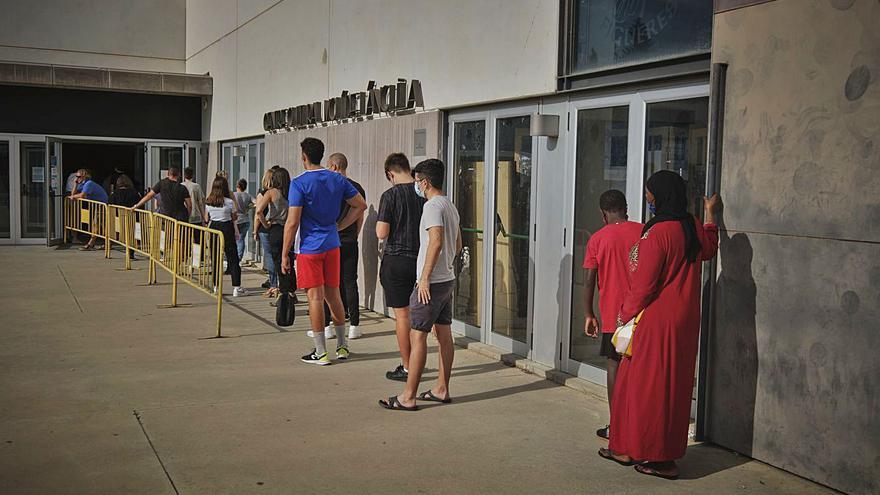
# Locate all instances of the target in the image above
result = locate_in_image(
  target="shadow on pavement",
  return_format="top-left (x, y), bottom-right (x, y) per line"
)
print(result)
top-left (677, 443), bottom-right (752, 480)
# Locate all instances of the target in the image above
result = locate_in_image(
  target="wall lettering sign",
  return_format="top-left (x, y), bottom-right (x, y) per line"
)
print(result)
top-left (263, 78), bottom-right (424, 133)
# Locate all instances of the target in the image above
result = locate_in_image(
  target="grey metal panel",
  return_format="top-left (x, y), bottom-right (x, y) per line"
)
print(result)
top-left (0, 61), bottom-right (212, 96)
top-left (52, 66), bottom-right (108, 89)
top-left (108, 70), bottom-right (162, 93)
top-left (714, 0), bottom-right (775, 14)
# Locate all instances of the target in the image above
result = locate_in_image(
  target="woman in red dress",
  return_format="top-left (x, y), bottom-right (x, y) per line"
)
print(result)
top-left (599, 170), bottom-right (719, 479)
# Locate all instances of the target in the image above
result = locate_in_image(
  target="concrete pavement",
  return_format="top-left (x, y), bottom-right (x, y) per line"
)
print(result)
top-left (0, 246), bottom-right (836, 494)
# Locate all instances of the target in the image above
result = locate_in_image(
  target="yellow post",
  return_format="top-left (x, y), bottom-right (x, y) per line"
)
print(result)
top-left (63, 198), bottom-right (69, 244)
top-left (171, 220), bottom-right (179, 307)
top-left (148, 213), bottom-right (157, 285)
top-left (104, 203), bottom-right (111, 259)
top-left (215, 231), bottom-right (224, 338)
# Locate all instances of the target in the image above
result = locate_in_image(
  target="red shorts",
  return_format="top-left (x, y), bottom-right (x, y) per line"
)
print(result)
top-left (296, 248), bottom-right (341, 289)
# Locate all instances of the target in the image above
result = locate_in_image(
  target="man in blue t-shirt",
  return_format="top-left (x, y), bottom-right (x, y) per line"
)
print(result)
top-left (70, 168), bottom-right (109, 251)
top-left (282, 138), bottom-right (367, 366)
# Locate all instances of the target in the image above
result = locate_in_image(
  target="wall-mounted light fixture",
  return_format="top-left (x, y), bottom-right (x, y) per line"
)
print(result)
top-left (530, 113), bottom-right (560, 138)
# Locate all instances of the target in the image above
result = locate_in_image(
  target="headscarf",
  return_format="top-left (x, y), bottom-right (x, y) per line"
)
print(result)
top-left (643, 170), bottom-right (700, 262)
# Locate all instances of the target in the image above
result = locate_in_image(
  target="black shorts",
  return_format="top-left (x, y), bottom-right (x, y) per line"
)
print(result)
top-left (409, 280), bottom-right (455, 332)
top-left (599, 332), bottom-right (621, 361)
top-left (380, 254), bottom-right (417, 308)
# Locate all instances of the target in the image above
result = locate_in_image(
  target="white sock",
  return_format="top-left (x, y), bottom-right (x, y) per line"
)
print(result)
top-left (313, 331), bottom-right (326, 355)
top-left (335, 325), bottom-right (346, 347)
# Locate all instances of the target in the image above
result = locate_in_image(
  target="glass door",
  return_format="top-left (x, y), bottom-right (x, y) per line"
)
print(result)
top-left (221, 139), bottom-right (264, 261)
top-left (448, 106), bottom-right (537, 357)
top-left (449, 119), bottom-right (486, 341)
top-left (146, 142), bottom-right (187, 211)
top-left (45, 137), bottom-right (64, 245)
top-left (489, 114), bottom-right (535, 356)
top-left (0, 136), bottom-right (10, 243)
top-left (561, 85), bottom-right (709, 386)
top-left (19, 141), bottom-right (47, 240)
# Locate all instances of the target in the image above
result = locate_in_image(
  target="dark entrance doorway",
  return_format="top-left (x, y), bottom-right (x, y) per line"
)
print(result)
top-left (62, 141), bottom-right (146, 196)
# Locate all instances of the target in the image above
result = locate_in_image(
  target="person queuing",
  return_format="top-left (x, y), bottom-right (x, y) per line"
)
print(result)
top-left (255, 167), bottom-right (280, 295)
top-left (109, 174), bottom-right (142, 260)
top-left (582, 190), bottom-right (643, 440)
top-left (131, 167), bottom-right (192, 222)
top-left (182, 167), bottom-right (207, 227)
top-left (598, 170), bottom-right (719, 480)
top-left (315, 152), bottom-right (366, 341)
top-left (204, 175), bottom-right (247, 298)
top-left (256, 167), bottom-right (291, 301)
top-left (69, 168), bottom-right (109, 251)
top-left (376, 153), bottom-right (425, 382)
top-left (234, 179), bottom-right (255, 263)
top-left (281, 138), bottom-right (366, 366)
top-left (379, 158), bottom-right (461, 411)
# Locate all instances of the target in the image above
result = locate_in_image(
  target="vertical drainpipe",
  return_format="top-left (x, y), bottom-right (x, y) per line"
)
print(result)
top-left (696, 62), bottom-right (728, 442)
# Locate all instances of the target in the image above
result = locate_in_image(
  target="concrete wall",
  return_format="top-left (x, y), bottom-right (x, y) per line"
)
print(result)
top-left (186, 0), bottom-right (558, 142)
top-left (708, 1), bottom-right (880, 494)
top-left (0, 0), bottom-right (186, 72)
top-left (263, 110), bottom-right (443, 315)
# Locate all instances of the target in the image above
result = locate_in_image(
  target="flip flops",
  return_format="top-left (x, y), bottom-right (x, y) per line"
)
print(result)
top-left (417, 390), bottom-right (452, 404)
top-left (598, 448), bottom-right (636, 466)
top-left (634, 463), bottom-right (679, 480)
top-left (378, 396), bottom-right (418, 411)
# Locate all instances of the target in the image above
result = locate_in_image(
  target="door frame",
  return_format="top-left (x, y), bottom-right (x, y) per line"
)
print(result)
top-left (446, 102), bottom-right (539, 358)
top-left (0, 133), bottom-right (195, 244)
top-left (559, 83), bottom-right (710, 384)
top-left (0, 134), bottom-right (13, 245)
top-left (46, 137), bottom-right (64, 246)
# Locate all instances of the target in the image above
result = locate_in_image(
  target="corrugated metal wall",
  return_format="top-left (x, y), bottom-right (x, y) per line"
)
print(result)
top-left (264, 110), bottom-right (443, 314)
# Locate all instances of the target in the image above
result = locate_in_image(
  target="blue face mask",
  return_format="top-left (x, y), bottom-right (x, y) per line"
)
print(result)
top-left (414, 181), bottom-right (426, 199)
top-left (648, 202), bottom-right (657, 215)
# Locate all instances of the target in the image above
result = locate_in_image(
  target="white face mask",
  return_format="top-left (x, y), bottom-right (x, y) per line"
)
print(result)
top-left (414, 180), bottom-right (426, 199)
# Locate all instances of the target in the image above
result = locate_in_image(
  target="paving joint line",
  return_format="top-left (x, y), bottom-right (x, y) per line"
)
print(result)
top-left (57, 265), bottom-right (84, 313)
top-left (133, 409), bottom-right (179, 495)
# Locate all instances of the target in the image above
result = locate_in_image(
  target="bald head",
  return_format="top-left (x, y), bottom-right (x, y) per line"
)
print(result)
top-left (327, 153), bottom-right (348, 174)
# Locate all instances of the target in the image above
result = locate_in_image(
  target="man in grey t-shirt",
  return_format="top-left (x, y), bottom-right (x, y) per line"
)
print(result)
top-left (379, 158), bottom-right (461, 412)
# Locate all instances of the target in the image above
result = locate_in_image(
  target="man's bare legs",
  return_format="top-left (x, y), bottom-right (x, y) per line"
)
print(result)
top-left (324, 285), bottom-right (346, 327)
top-left (430, 324), bottom-right (454, 400)
top-left (397, 329), bottom-right (428, 408)
top-left (307, 285), bottom-right (345, 332)
top-left (392, 306), bottom-right (412, 370)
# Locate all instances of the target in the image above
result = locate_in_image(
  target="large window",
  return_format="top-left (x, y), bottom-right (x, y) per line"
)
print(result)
top-left (563, 0), bottom-right (712, 75)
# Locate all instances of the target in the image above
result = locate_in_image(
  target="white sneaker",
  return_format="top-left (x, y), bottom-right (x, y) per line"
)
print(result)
top-left (324, 325), bottom-right (336, 339)
top-left (232, 287), bottom-right (247, 297)
top-left (348, 325), bottom-right (362, 339)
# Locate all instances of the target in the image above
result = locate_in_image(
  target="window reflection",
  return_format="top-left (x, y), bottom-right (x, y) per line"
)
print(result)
top-left (571, 0), bottom-right (712, 73)
top-left (492, 116), bottom-right (532, 343)
top-left (570, 106), bottom-right (629, 367)
top-left (453, 121), bottom-right (486, 328)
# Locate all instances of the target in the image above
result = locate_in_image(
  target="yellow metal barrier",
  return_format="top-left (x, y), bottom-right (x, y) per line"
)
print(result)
top-left (176, 221), bottom-right (226, 337)
top-left (150, 213), bottom-right (178, 288)
top-left (63, 197), bottom-right (110, 259)
top-left (106, 204), bottom-right (132, 269)
top-left (62, 201), bottom-right (227, 337)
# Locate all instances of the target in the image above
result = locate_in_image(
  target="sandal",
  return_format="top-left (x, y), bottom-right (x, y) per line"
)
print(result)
top-left (378, 395), bottom-right (418, 411)
top-left (417, 390), bottom-right (452, 404)
top-left (596, 425), bottom-right (610, 440)
top-left (79, 245), bottom-right (95, 251)
top-left (634, 463), bottom-right (679, 480)
top-left (598, 448), bottom-right (635, 467)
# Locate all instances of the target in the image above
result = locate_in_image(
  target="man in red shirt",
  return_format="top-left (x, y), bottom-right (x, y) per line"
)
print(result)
top-left (583, 189), bottom-right (643, 440)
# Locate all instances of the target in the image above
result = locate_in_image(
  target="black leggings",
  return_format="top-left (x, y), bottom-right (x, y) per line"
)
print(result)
top-left (324, 241), bottom-right (360, 326)
top-left (268, 224), bottom-right (296, 293)
top-left (210, 220), bottom-right (241, 287)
